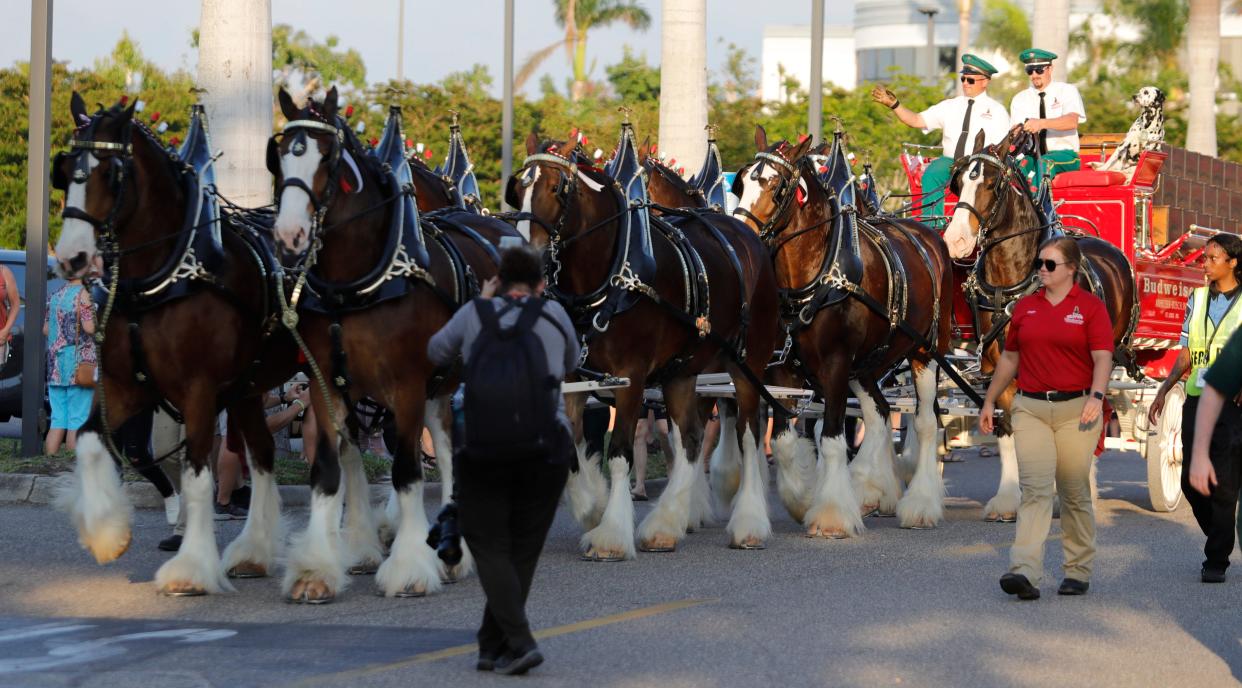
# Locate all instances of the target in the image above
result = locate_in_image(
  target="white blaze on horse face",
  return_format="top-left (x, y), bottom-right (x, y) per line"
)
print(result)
top-left (516, 166), bottom-right (540, 243)
top-left (736, 165), bottom-right (777, 229)
top-left (944, 165), bottom-right (983, 259)
top-left (272, 142), bottom-right (324, 255)
top-left (55, 153), bottom-right (101, 278)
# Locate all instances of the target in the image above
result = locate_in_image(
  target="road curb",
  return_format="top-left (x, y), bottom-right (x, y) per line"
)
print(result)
top-left (0, 474), bottom-right (426, 509)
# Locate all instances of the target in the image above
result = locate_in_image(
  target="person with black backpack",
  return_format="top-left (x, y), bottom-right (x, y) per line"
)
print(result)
top-left (427, 244), bottom-right (579, 676)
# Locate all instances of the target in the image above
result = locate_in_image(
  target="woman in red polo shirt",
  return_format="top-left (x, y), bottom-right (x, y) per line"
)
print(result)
top-left (979, 236), bottom-right (1114, 600)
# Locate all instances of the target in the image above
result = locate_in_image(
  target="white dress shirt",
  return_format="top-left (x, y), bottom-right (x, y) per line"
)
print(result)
top-left (1009, 81), bottom-right (1087, 152)
top-left (920, 93), bottom-right (1011, 159)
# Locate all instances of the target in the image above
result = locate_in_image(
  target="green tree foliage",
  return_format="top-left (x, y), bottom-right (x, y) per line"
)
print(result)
top-left (271, 24), bottom-right (367, 97)
top-left (976, 0), bottom-right (1032, 65)
top-left (517, 0), bottom-right (651, 101)
top-left (605, 47), bottom-right (660, 102)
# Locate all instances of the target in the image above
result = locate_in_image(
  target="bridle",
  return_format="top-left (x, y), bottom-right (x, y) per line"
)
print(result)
top-left (732, 150), bottom-right (800, 242)
top-left (514, 151), bottom-right (582, 284)
top-left (267, 117), bottom-right (347, 237)
top-left (54, 119), bottom-right (136, 252)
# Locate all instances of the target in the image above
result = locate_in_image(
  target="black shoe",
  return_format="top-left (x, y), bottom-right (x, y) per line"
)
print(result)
top-left (494, 648), bottom-right (544, 676)
top-left (215, 502), bottom-right (248, 520)
top-left (1202, 567), bottom-right (1227, 583)
top-left (476, 654), bottom-right (497, 672)
top-left (1057, 578), bottom-right (1089, 595)
top-left (158, 534), bottom-right (182, 552)
top-left (1000, 573), bottom-right (1041, 600)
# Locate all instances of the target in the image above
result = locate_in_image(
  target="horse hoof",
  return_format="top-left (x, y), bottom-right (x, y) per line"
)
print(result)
top-left (288, 578), bottom-right (335, 604)
top-left (985, 512), bottom-right (1016, 523)
top-left (160, 581), bottom-right (207, 597)
top-left (227, 562), bottom-right (268, 579)
top-left (861, 505), bottom-right (880, 518)
top-left (389, 584), bottom-right (426, 598)
top-left (348, 561), bottom-right (380, 576)
top-left (580, 548), bottom-right (626, 562)
top-left (806, 525), bottom-right (848, 540)
top-left (91, 532), bottom-right (133, 564)
top-left (903, 521), bottom-right (937, 530)
top-left (638, 535), bottom-right (678, 553)
top-left (877, 511), bottom-right (897, 518)
top-left (729, 537), bottom-right (767, 550)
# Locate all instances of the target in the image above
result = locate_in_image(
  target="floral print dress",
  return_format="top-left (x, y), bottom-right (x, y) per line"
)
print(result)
top-left (46, 283), bottom-right (96, 387)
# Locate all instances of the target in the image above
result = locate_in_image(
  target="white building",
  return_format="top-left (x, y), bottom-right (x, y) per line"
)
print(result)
top-left (760, 25), bottom-right (856, 101)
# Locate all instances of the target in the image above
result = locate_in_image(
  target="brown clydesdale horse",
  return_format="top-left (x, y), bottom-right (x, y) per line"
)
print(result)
top-left (731, 126), bottom-right (954, 536)
top-left (507, 132), bottom-right (780, 556)
top-left (268, 88), bottom-right (516, 600)
top-left (51, 94), bottom-right (299, 595)
top-left (942, 126), bottom-right (1137, 522)
top-left (641, 143), bottom-right (709, 211)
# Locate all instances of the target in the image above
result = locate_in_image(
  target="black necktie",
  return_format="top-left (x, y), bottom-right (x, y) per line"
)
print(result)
top-left (1038, 92), bottom-right (1048, 155)
top-left (953, 99), bottom-right (975, 159)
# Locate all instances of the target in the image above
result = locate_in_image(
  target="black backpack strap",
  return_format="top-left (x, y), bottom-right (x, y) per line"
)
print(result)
top-left (538, 310), bottom-right (574, 347)
top-left (513, 297), bottom-right (545, 334)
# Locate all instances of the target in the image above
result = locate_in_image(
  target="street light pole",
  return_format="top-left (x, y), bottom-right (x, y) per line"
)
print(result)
top-left (918, 3), bottom-right (940, 84)
top-left (22, 0), bottom-right (52, 457)
top-left (808, 0), bottom-right (824, 144)
top-left (501, 0), bottom-right (514, 210)
top-left (397, 0), bottom-right (405, 81)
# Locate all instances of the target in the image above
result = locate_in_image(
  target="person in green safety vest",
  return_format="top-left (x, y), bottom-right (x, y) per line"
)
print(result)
top-left (1149, 233), bottom-right (1242, 583)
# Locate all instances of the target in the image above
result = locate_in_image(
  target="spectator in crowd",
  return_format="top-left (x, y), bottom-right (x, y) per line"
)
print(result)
top-left (980, 236), bottom-right (1114, 600)
top-left (214, 384), bottom-right (312, 520)
top-left (428, 245), bottom-right (577, 676)
top-left (0, 262), bottom-right (18, 363)
top-left (631, 402), bottom-right (672, 501)
top-left (44, 272), bottom-right (95, 454)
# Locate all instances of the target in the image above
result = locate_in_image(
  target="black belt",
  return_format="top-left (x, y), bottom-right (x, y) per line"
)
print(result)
top-left (1017, 389), bottom-right (1088, 402)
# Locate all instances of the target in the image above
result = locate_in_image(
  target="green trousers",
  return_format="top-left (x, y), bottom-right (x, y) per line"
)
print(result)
top-left (919, 156), bottom-right (953, 225)
top-left (1015, 150), bottom-right (1080, 192)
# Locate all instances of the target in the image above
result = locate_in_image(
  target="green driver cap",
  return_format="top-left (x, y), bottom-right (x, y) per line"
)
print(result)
top-left (1019, 48), bottom-right (1057, 66)
top-left (960, 53), bottom-right (998, 77)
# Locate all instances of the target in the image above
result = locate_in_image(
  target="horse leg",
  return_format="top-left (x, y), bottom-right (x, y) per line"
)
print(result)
top-left (374, 391), bottom-right (442, 598)
top-left (637, 376), bottom-right (702, 552)
top-left (155, 392), bottom-right (233, 595)
top-left (984, 388), bottom-right (1021, 522)
top-left (221, 394), bottom-right (282, 579)
top-left (772, 398), bottom-right (816, 524)
top-left (580, 383), bottom-right (640, 561)
top-left (804, 362), bottom-right (865, 539)
top-left (849, 378), bottom-right (904, 517)
top-left (687, 397), bottom-right (717, 531)
top-left (896, 360), bottom-right (947, 529)
top-left (54, 383), bottom-right (144, 564)
top-left (424, 395), bottom-right (474, 581)
top-left (726, 373), bottom-right (772, 550)
top-left (284, 395), bottom-right (349, 604)
top-left (563, 390), bottom-right (607, 530)
top-left (341, 434), bottom-right (384, 576)
top-left (710, 403), bottom-right (741, 519)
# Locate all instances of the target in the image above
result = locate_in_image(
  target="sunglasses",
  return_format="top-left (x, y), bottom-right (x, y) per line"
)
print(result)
top-left (1025, 66), bottom-right (1049, 75)
top-left (960, 75), bottom-right (987, 85)
top-left (1033, 258), bottom-right (1065, 272)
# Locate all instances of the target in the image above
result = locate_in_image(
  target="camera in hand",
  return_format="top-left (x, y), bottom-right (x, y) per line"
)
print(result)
top-left (426, 502), bottom-right (463, 565)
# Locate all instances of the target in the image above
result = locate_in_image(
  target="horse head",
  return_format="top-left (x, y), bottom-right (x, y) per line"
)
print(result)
top-left (942, 126), bottom-right (1034, 259)
top-left (268, 86), bottom-right (365, 264)
top-left (730, 125), bottom-right (814, 239)
top-left (52, 92), bottom-right (171, 279)
top-left (505, 131), bottom-right (603, 247)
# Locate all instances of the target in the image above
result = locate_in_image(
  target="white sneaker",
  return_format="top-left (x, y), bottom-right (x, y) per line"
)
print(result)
top-left (164, 494), bottom-right (181, 526)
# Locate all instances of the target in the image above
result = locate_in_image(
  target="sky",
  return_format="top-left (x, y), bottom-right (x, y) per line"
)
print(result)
top-left (2, 0), bottom-right (856, 97)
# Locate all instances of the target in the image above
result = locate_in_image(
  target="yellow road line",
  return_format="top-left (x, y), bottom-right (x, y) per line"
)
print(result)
top-left (286, 597), bottom-right (715, 687)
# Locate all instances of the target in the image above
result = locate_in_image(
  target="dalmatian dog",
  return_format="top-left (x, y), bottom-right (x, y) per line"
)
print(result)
top-left (1092, 86), bottom-right (1165, 176)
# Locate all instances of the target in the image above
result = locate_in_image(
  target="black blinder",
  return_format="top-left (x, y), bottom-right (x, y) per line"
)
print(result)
top-left (51, 152), bottom-right (69, 191)
top-left (504, 174), bottom-right (521, 209)
top-left (266, 137), bottom-right (280, 177)
top-left (730, 166), bottom-right (747, 197)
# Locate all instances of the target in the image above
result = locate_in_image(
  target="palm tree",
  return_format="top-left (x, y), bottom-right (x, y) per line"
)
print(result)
top-left (516, 0), bottom-right (652, 102)
top-left (1186, 0), bottom-right (1220, 155)
top-left (199, 0), bottom-right (273, 206)
top-left (1030, 0), bottom-right (1069, 64)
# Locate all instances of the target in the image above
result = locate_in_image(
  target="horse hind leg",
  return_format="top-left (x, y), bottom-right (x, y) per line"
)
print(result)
top-left (772, 414), bottom-right (816, 524)
top-left (580, 385), bottom-right (640, 562)
top-left (848, 379), bottom-right (903, 517)
top-left (726, 383), bottom-right (772, 550)
top-left (563, 392), bottom-right (607, 530)
top-left (637, 377), bottom-right (702, 553)
top-left (222, 396), bottom-right (283, 579)
top-left (984, 429), bottom-right (1021, 523)
top-left (424, 396), bottom-right (474, 581)
top-left (804, 378), bottom-right (866, 539)
top-left (896, 361), bottom-right (946, 529)
top-left (341, 438), bottom-right (384, 576)
top-left (374, 398), bottom-right (442, 598)
top-left (710, 405), bottom-right (741, 519)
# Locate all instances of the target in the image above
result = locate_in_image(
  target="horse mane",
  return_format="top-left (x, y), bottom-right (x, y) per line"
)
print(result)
top-left (82, 103), bottom-right (187, 188)
top-left (645, 158), bottom-right (695, 195)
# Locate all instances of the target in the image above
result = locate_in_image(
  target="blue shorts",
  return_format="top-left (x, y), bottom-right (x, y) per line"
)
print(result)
top-left (49, 384), bottom-right (93, 430)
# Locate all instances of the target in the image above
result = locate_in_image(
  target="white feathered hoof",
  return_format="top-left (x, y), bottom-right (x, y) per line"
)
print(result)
top-left (579, 457), bottom-right (636, 562)
top-left (566, 451), bottom-right (607, 531)
top-left (157, 556), bottom-right (234, 597)
top-left (686, 461), bottom-right (715, 532)
top-left (896, 491), bottom-right (944, 530)
top-left (374, 488), bottom-right (443, 598)
top-left (54, 433), bottom-right (134, 564)
top-left (439, 541), bottom-right (475, 583)
top-left (283, 529), bottom-right (349, 604)
top-left (983, 490), bottom-right (1020, 523)
top-left (773, 431), bottom-right (815, 523)
top-left (803, 504), bottom-right (861, 539)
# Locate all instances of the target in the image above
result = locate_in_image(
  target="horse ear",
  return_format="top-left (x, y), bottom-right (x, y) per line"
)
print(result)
top-left (971, 128), bottom-right (988, 155)
top-left (321, 86), bottom-right (339, 120)
top-left (119, 99), bottom-right (136, 123)
top-left (70, 92), bottom-right (88, 127)
top-left (639, 136), bottom-right (650, 163)
top-left (754, 125), bottom-right (768, 152)
top-left (788, 134), bottom-right (814, 161)
top-left (278, 88), bottom-right (300, 122)
top-left (525, 132), bottom-right (539, 156)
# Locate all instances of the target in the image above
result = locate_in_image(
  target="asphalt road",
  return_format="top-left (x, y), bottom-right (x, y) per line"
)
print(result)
top-left (1, 448), bottom-right (1239, 688)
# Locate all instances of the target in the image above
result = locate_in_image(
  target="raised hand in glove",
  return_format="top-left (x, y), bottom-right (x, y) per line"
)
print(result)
top-left (871, 85), bottom-right (899, 109)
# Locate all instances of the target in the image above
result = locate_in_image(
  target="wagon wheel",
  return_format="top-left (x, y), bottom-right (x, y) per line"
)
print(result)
top-left (1144, 382), bottom-right (1184, 512)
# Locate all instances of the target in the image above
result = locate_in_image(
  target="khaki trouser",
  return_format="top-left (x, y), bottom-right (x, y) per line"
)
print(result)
top-left (1008, 394), bottom-right (1100, 585)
